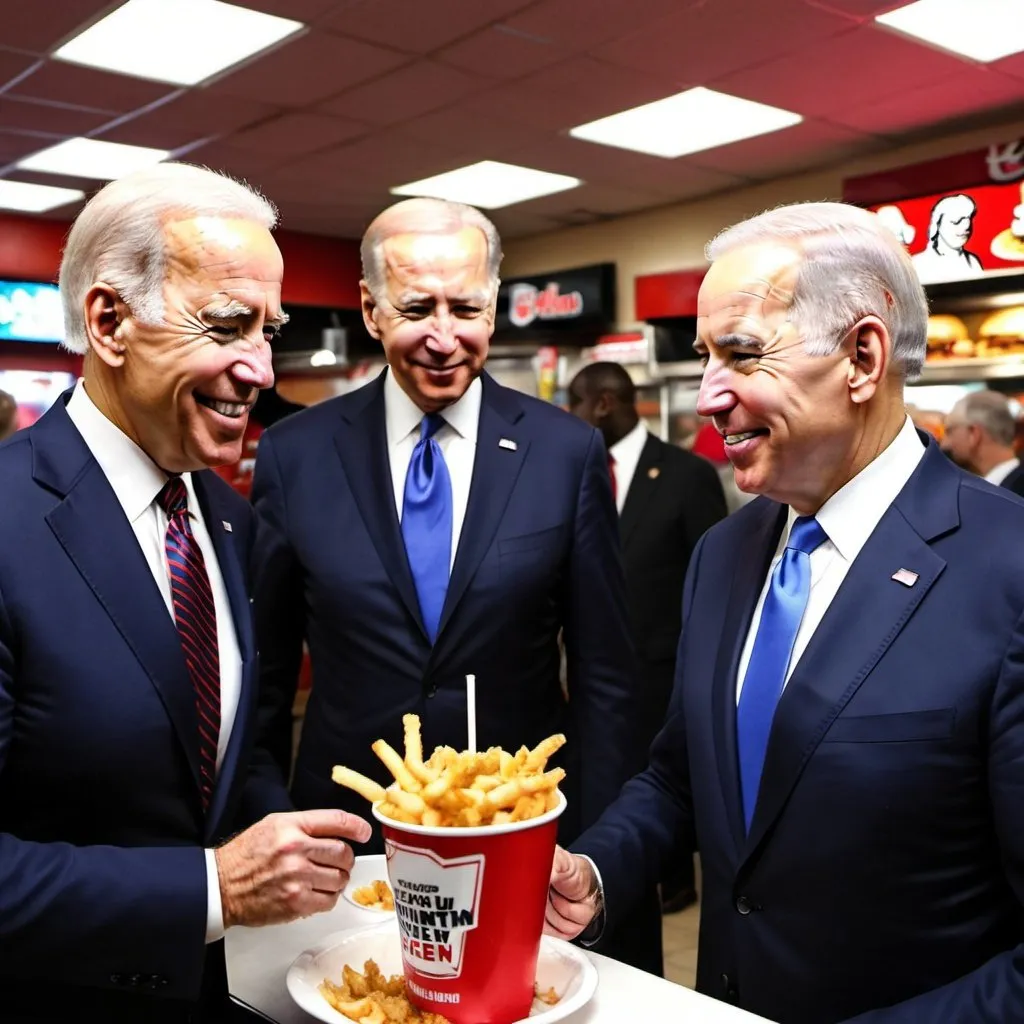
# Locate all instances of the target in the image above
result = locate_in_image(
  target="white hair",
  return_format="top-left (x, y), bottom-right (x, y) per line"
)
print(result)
top-left (953, 390), bottom-right (1017, 447)
top-left (360, 197), bottom-right (503, 303)
top-left (59, 162), bottom-right (278, 354)
top-left (706, 201), bottom-right (929, 380)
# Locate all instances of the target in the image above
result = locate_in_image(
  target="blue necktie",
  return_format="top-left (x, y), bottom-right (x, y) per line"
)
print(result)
top-left (737, 515), bottom-right (827, 831)
top-left (402, 413), bottom-right (453, 643)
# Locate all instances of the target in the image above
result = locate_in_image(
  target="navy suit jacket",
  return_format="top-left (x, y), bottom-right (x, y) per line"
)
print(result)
top-left (251, 370), bottom-right (641, 844)
top-left (577, 439), bottom-right (1024, 1023)
top-left (0, 395), bottom-right (289, 1019)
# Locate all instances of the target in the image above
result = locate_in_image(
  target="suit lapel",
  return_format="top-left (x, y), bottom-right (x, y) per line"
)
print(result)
top-left (740, 441), bottom-right (957, 865)
top-left (619, 434), bottom-right (661, 549)
top-left (435, 373), bottom-right (528, 642)
top-left (35, 400), bottom-right (204, 795)
top-left (711, 499), bottom-right (786, 851)
top-left (333, 373), bottom-right (427, 639)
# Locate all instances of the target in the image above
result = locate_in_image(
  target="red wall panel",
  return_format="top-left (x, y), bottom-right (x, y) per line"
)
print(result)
top-left (634, 268), bottom-right (706, 320)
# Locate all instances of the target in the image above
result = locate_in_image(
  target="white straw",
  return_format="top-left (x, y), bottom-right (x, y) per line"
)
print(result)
top-left (466, 674), bottom-right (477, 753)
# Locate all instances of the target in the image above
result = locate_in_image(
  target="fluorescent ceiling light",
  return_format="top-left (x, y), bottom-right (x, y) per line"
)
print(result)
top-left (0, 180), bottom-right (85, 213)
top-left (54, 0), bottom-right (304, 86)
top-left (876, 0), bottom-right (1024, 62)
top-left (569, 87), bottom-right (802, 158)
top-left (391, 161), bottom-right (581, 209)
top-left (18, 138), bottom-right (170, 180)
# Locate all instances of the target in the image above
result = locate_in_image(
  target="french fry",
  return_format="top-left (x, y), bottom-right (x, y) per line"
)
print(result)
top-left (372, 739), bottom-right (422, 792)
top-left (386, 784), bottom-right (426, 816)
top-left (525, 733), bottom-right (566, 771)
top-left (331, 765), bottom-right (387, 805)
top-left (403, 713), bottom-right (437, 784)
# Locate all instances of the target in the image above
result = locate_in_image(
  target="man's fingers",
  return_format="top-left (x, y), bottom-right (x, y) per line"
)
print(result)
top-left (295, 809), bottom-right (373, 843)
top-left (307, 864), bottom-right (346, 894)
top-left (307, 837), bottom-right (356, 872)
top-left (549, 891), bottom-right (595, 928)
top-left (544, 901), bottom-right (584, 940)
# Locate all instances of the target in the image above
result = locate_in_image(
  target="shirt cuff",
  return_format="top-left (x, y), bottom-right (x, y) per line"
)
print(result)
top-left (576, 855), bottom-right (606, 947)
top-left (205, 848), bottom-right (226, 944)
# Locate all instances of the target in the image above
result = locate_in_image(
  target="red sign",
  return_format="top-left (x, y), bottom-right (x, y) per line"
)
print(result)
top-left (508, 282), bottom-right (584, 327)
top-left (869, 180), bottom-right (1024, 285)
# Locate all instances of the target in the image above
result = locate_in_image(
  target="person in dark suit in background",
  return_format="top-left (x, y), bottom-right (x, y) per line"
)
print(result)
top-left (545, 201), bottom-right (1024, 1022)
top-left (0, 163), bottom-right (370, 1024)
top-left (251, 197), bottom-right (660, 974)
top-left (941, 389), bottom-right (1024, 497)
top-left (568, 361), bottom-right (726, 913)
top-left (0, 388), bottom-right (17, 441)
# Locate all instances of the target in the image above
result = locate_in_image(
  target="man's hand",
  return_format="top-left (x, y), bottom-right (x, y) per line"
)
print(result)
top-left (215, 809), bottom-right (372, 928)
top-left (544, 845), bottom-right (600, 941)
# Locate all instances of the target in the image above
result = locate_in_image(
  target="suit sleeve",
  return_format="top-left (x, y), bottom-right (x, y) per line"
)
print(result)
top-left (0, 579), bottom-right (209, 998)
top-left (573, 532), bottom-right (705, 935)
top-left (682, 456), bottom-right (728, 550)
top-left (247, 429), bottom-right (306, 798)
top-left (843, 605), bottom-right (1024, 1023)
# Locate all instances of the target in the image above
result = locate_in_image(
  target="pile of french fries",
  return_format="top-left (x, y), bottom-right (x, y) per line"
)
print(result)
top-left (351, 879), bottom-right (395, 912)
top-left (320, 959), bottom-right (450, 1024)
top-left (331, 714), bottom-right (565, 827)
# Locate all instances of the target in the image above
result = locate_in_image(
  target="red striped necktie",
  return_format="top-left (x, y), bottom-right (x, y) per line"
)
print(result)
top-left (157, 477), bottom-right (220, 810)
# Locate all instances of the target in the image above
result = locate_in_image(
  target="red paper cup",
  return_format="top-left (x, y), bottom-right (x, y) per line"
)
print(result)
top-left (374, 792), bottom-right (565, 1024)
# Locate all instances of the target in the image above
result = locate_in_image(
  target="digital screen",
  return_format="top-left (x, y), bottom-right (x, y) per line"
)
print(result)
top-left (0, 280), bottom-right (64, 343)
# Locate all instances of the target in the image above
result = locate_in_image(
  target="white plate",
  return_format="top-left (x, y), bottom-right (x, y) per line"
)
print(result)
top-left (287, 918), bottom-right (597, 1024)
top-left (341, 854), bottom-right (394, 914)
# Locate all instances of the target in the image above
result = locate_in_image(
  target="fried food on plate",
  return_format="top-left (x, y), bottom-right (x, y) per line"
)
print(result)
top-left (351, 879), bottom-right (394, 912)
top-left (331, 713), bottom-right (565, 828)
top-left (319, 959), bottom-right (450, 1023)
top-left (534, 984), bottom-right (562, 1006)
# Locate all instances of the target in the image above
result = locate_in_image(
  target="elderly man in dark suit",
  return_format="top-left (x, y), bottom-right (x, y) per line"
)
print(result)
top-left (546, 201), bottom-right (1024, 1023)
top-left (0, 163), bottom-right (370, 1024)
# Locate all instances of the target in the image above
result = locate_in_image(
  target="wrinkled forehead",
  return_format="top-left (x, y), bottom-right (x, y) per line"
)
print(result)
top-left (381, 227), bottom-right (489, 279)
top-left (697, 242), bottom-right (803, 334)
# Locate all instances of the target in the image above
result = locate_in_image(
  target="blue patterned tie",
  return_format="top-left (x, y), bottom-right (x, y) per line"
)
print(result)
top-left (402, 413), bottom-right (453, 643)
top-left (737, 516), bottom-right (827, 831)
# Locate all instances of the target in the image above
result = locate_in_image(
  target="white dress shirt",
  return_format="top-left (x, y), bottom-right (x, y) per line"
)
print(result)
top-left (736, 416), bottom-right (926, 703)
top-left (985, 457), bottom-right (1019, 486)
top-left (66, 379), bottom-right (240, 942)
top-left (385, 369), bottom-right (481, 571)
top-left (608, 419), bottom-right (649, 515)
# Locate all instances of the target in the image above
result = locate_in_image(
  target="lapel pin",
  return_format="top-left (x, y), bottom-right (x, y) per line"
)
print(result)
top-left (499, 438), bottom-right (518, 451)
top-left (648, 466), bottom-right (661, 479)
top-left (891, 568), bottom-right (918, 587)
top-left (222, 521), bottom-right (233, 533)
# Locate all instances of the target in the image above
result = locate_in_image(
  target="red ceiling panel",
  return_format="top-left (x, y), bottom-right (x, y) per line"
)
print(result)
top-left (689, 119), bottom-right (883, 179)
top-left (501, 0), bottom-right (692, 52)
top-left (393, 106), bottom-right (550, 157)
top-left (235, 0), bottom-right (344, 22)
top-left (828, 69), bottom-right (1024, 137)
top-left (0, 130), bottom-right (66, 166)
top-left (593, 0), bottom-right (859, 85)
top-left (0, 48), bottom-right (42, 92)
top-left (462, 57), bottom-right (684, 132)
top-left (207, 30), bottom-right (408, 107)
top-left (98, 92), bottom-right (280, 150)
top-left (178, 140), bottom-right (295, 180)
top-left (806, 0), bottom-right (913, 17)
top-left (318, 61), bottom-right (480, 125)
top-left (0, 0), bottom-right (114, 53)
top-left (0, 97), bottom-right (110, 137)
top-left (322, 0), bottom-right (537, 54)
top-left (709, 24), bottom-right (977, 121)
top-left (10, 61), bottom-right (176, 114)
top-left (437, 26), bottom-right (568, 79)
top-left (227, 111), bottom-right (368, 158)
top-left (990, 52), bottom-right (1024, 84)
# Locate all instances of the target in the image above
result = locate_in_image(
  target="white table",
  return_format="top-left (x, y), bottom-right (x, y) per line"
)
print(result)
top-left (226, 884), bottom-right (771, 1024)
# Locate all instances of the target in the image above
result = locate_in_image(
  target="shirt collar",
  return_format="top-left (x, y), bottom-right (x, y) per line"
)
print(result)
top-left (609, 418), bottom-right (648, 463)
top-left (65, 378), bottom-right (193, 523)
top-left (787, 415), bottom-right (926, 563)
top-left (384, 368), bottom-right (482, 446)
top-left (985, 457), bottom-right (1019, 485)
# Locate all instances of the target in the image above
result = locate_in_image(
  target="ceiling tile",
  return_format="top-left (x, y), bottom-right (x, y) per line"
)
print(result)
top-left (0, 96), bottom-right (110, 136)
top-left (237, 0), bottom-right (343, 21)
top-left (0, 48), bottom-right (41, 91)
top-left (828, 69), bottom-right (1024, 137)
top-left (710, 24), bottom-right (984, 121)
top-left (689, 119), bottom-right (884, 178)
top-left (990, 51), bottom-right (1024, 84)
top-left (501, 0), bottom-right (690, 51)
top-left (10, 60), bottom-right (176, 113)
top-left (225, 112), bottom-right (368, 158)
top-left (463, 57), bottom-right (684, 133)
top-left (321, 0), bottom-right (536, 54)
top-left (594, 0), bottom-right (859, 84)
top-left (98, 92), bottom-right (280, 150)
top-left (488, 208), bottom-right (571, 239)
top-left (393, 107), bottom-right (549, 157)
top-left (207, 30), bottom-right (408, 107)
top-left (177, 140), bottom-right (296, 180)
top-left (437, 25), bottom-right (567, 79)
top-left (318, 61), bottom-right (480, 125)
top-left (0, 0), bottom-right (113, 53)
top-left (0, 129), bottom-right (66, 166)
